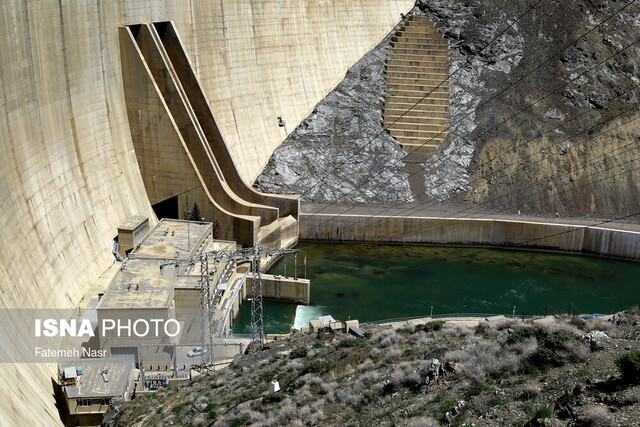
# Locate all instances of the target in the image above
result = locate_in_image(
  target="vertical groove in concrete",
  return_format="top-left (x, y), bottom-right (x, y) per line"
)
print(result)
top-left (383, 14), bottom-right (451, 154)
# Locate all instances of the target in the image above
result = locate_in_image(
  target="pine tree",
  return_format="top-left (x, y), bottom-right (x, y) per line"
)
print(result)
top-left (187, 202), bottom-right (202, 221)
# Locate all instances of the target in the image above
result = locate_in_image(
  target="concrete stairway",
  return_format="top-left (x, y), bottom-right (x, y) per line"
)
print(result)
top-left (384, 15), bottom-right (450, 154)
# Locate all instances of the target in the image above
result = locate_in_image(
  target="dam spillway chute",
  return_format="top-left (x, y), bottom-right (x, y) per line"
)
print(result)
top-left (119, 21), bottom-right (299, 249)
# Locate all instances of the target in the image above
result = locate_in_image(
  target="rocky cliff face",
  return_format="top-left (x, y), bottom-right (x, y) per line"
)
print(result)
top-left (253, 32), bottom-right (414, 204)
top-left (255, 0), bottom-right (640, 219)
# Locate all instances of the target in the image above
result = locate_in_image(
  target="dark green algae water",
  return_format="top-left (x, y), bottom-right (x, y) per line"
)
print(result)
top-left (231, 242), bottom-right (640, 334)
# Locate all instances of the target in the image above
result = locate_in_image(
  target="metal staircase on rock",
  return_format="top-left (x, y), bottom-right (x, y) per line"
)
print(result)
top-left (384, 15), bottom-right (450, 154)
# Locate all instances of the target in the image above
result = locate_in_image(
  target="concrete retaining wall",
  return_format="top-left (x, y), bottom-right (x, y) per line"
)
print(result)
top-left (246, 274), bottom-right (310, 305)
top-left (300, 213), bottom-right (640, 261)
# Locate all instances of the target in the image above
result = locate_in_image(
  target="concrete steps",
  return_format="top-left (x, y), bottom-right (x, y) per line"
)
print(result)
top-left (383, 14), bottom-right (450, 152)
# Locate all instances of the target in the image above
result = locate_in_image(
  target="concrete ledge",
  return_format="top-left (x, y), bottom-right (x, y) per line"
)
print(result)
top-left (300, 212), bottom-right (640, 262)
top-left (246, 274), bottom-right (310, 304)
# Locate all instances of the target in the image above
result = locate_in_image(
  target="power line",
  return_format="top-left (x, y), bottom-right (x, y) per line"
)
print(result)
top-left (297, 0), bottom-right (546, 198)
top-left (305, 107), bottom-right (640, 242)
top-left (303, 67), bottom-right (640, 238)
top-left (385, 0), bottom-right (637, 148)
top-left (297, 10), bottom-right (640, 231)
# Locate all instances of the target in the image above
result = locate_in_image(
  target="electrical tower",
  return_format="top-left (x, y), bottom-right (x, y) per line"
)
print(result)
top-left (161, 243), bottom-right (300, 362)
top-left (249, 247), bottom-right (264, 352)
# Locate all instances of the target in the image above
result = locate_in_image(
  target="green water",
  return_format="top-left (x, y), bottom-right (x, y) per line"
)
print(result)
top-left (231, 242), bottom-right (640, 334)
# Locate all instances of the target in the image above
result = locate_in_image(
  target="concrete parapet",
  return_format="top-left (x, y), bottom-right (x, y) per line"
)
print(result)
top-left (300, 212), bottom-right (640, 261)
top-left (245, 274), bottom-right (310, 305)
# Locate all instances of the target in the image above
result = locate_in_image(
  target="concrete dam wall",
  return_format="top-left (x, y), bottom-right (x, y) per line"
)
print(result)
top-left (0, 1), bottom-right (412, 424)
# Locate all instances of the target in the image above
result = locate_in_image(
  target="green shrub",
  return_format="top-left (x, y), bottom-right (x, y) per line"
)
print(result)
top-left (570, 318), bottom-right (586, 330)
top-left (289, 347), bottom-right (307, 359)
top-left (509, 326), bottom-right (581, 367)
top-left (475, 323), bottom-right (488, 335)
top-left (535, 406), bottom-right (552, 419)
top-left (534, 406), bottom-right (553, 418)
top-left (207, 409), bottom-right (218, 419)
top-left (231, 416), bottom-right (248, 427)
top-left (560, 393), bottom-right (575, 404)
top-left (416, 321), bottom-right (445, 333)
top-left (520, 388), bottom-right (539, 400)
top-left (262, 393), bottom-right (282, 404)
top-left (616, 350), bottom-right (640, 383)
top-left (507, 326), bottom-right (543, 345)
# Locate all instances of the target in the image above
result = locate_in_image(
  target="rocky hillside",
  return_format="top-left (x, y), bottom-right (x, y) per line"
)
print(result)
top-left (255, 0), bottom-right (640, 219)
top-left (106, 310), bottom-right (640, 426)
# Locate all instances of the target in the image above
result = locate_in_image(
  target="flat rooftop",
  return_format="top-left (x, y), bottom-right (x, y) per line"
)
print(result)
top-left (58, 358), bottom-right (132, 399)
top-left (134, 219), bottom-right (211, 258)
top-left (117, 215), bottom-right (148, 231)
top-left (98, 219), bottom-right (236, 310)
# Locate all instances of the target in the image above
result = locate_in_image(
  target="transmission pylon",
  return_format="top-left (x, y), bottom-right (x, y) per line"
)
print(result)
top-left (199, 253), bottom-right (213, 366)
top-left (249, 247), bottom-right (265, 352)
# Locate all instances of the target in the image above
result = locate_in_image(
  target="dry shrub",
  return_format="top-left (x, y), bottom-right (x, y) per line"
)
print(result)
top-left (495, 319), bottom-right (522, 330)
top-left (408, 416), bottom-right (439, 427)
top-left (295, 388), bottom-right (313, 406)
top-left (578, 406), bottom-right (615, 427)
top-left (400, 323), bottom-right (416, 333)
top-left (384, 346), bottom-right (403, 363)
top-left (540, 321), bottom-right (583, 336)
top-left (359, 371), bottom-right (380, 387)
top-left (409, 330), bottom-right (432, 346)
top-left (236, 401), bottom-right (266, 424)
top-left (335, 382), bottom-right (364, 407)
top-left (358, 358), bottom-right (376, 372)
top-left (307, 410), bottom-right (323, 426)
top-left (510, 337), bottom-right (539, 359)
top-left (320, 382), bottom-right (338, 403)
top-left (286, 359), bottom-right (304, 372)
top-left (623, 389), bottom-right (640, 405)
top-left (278, 398), bottom-right (297, 423)
top-left (306, 375), bottom-right (322, 387)
top-left (299, 405), bottom-right (312, 418)
top-left (586, 317), bottom-right (613, 332)
top-left (371, 329), bottom-right (403, 347)
top-left (445, 337), bottom-right (535, 381)
top-left (442, 323), bottom-right (471, 337)
top-left (299, 402), bottom-right (324, 426)
top-left (555, 339), bottom-right (590, 363)
top-left (390, 362), bottom-right (422, 390)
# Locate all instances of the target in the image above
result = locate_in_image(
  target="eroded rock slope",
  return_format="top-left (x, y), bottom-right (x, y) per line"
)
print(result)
top-left (256, 0), bottom-right (640, 219)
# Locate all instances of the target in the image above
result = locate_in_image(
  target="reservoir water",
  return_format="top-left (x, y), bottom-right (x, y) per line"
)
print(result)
top-left (231, 242), bottom-right (640, 334)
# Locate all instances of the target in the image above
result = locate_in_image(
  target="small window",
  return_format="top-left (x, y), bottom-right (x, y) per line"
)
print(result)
top-left (101, 398), bottom-right (111, 406)
top-left (77, 399), bottom-right (91, 407)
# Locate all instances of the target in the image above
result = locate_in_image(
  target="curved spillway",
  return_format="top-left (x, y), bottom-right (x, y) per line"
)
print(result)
top-left (0, 1), bottom-right (413, 424)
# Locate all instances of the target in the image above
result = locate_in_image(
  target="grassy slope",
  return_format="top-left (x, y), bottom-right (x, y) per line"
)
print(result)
top-left (107, 311), bottom-right (640, 426)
